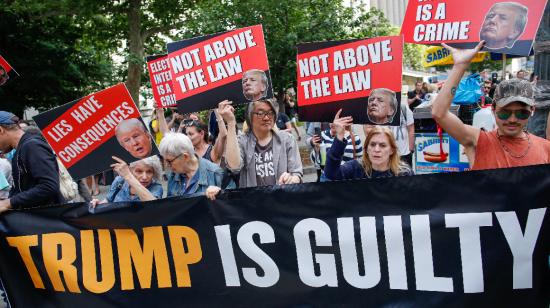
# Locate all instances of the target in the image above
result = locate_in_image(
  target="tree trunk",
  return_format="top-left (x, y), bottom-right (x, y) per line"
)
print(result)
top-left (126, 0), bottom-right (144, 105)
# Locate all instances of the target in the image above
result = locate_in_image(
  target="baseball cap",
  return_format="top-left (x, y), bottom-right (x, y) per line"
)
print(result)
top-left (493, 79), bottom-right (534, 107)
top-left (0, 111), bottom-right (17, 125)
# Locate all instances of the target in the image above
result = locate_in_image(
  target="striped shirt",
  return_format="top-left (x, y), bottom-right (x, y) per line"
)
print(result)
top-left (321, 128), bottom-right (363, 165)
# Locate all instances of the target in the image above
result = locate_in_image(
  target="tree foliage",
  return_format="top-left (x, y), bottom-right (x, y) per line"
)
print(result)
top-left (0, 8), bottom-right (115, 116)
top-left (1, 0), bottom-right (396, 114)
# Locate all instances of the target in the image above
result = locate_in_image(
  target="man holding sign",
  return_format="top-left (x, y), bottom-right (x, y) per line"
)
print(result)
top-left (431, 41), bottom-right (550, 170)
top-left (480, 2), bottom-right (528, 50)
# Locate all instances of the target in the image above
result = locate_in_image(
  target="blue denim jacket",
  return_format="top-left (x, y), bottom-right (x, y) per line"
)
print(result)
top-left (106, 176), bottom-right (164, 202)
top-left (167, 157), bottom-right (235, 197)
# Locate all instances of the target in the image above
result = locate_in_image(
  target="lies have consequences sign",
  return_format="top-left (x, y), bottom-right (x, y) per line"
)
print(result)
top-left (0, 165), bottom-right (548, 307)
top-left (33, 83), bottom-right (159, 180)
top-left (297, 36), bottom-right (403, 124)
top-left (401, 0), bottom-right (548, 56)
top-left (167, 25), bottom-right (273, 114)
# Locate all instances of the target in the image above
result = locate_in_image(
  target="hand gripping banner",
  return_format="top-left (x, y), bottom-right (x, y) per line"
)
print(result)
top-left (0, 165), bottom-right (548, 307)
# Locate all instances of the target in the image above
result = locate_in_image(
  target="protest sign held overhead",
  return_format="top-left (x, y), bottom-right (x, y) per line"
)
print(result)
top-left (0, 165), bottom-right (548, 307)
top-left (33, 83), bottom-right (160, 180)
top-left (401, 0), bottom-right (548, 56)
top-left (297, 36), bottom-right (403, 124)
top-left (146, 54), bottom-right (177, 108)
top-left (0, 54), bottom-right (19, 86)
top-left (166, 25), bottom-right (273, 114)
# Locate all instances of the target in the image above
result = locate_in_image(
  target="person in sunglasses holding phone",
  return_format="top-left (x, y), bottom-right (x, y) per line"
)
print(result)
top-left (432, 41), bottom-right (550, 170)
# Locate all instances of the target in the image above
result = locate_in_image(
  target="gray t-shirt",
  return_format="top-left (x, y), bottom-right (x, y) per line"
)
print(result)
top-left (254, 138), bottom-right (276, 186)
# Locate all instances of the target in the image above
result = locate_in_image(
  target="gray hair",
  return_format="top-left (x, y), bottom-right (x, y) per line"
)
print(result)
top-left (115, 118), bottom-right (148, 140)
top-left (158, 132), bottom-right (195, 158)
top-left (244, 98), bottom-right (279, 129)
top-left (370, 88), bottom-right (398, 122)
top-left (491, 2), bottom-right (528, 48)
top-left (243, 69), bottom-right (268, 99)
top-left (129, 156), bottom-right (163, 181)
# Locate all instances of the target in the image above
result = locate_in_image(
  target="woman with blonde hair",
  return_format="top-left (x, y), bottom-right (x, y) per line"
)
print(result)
top-left (324, 109), bottom-right (413, 180)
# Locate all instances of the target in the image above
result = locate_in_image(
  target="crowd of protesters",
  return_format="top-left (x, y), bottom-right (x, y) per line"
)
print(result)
top-left (0, 43), bottom-right (549, 212)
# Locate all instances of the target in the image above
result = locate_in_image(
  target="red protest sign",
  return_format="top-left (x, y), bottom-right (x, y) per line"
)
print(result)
top-left (297, 35), bottom-right (403, 124)
top-left (33, 83), bottom-right (159, 180)
top-left (401, 0), bottom-right (548, 56)
top-left (0, 54), bottom-right (19, 86)
top-left (146, 54), bottom-right (177, 108)
top-left (167, 25), bottom-right (273, 114)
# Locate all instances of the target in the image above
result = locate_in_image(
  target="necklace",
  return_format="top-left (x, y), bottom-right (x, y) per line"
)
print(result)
top-left (496, 130), bottom-right (531, 159)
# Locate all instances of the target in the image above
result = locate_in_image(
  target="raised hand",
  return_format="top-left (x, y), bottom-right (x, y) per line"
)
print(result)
top-left (111, 156), bottom-right (132, 180)
top-left (442, 41), bottom-right (485, 66)
top-left (333, 109), bottom-right (353, 141)
top-left (218, 100), bottom-right (235, 123)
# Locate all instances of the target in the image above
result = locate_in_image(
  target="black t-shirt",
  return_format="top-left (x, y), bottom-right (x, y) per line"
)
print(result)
top-left (407, 90), bottom-right (425, 109)
top-left (254, 139), bottom-right (276, 186)
top-left (276, 113), bottom-right (290, 130)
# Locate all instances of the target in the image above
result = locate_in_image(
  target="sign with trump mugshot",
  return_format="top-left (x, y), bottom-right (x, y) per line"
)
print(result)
top-left (146, 54), bottom-right (177, 108)
top-left (401, 0), bottom-right (548, 56)
top-left (33, 83), bottom-right (160, 180)
top-left (166, 25), bottom-right (273, 114)
top-left (296, 36), bottom-right (403, 124)
top-left (0, 54), bottom-right (19, 86)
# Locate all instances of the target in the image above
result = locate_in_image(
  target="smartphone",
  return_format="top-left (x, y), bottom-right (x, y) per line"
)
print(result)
top-left (314, 127), bottom-right (321, 138)
top-left (183, 119), bottom-right (194, 126)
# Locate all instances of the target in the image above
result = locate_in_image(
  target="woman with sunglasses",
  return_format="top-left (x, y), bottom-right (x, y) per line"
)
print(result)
top-left (432, 41), bottom-right (550, 170)
top-left (324, 109), bottom-right (412, 181)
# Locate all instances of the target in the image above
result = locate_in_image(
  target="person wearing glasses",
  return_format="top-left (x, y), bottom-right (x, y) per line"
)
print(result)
top-left (221, 99), bottom-right (303, 188)
top-left (159, 132), bottom-right (234, 198)
top-left (156, 108), bottom-right (227, 165)
top-left (432, 41), bottom-right (550, 170)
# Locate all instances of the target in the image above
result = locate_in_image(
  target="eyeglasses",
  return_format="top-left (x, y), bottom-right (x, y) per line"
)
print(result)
top-left (495, 109), bottom-right (531, 120)
top-left (165, 153), bottom-right (182, 166)
top-left (253, 111), bottom-right (275, 119)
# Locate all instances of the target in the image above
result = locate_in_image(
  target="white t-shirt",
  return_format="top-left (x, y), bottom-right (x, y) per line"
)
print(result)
top-left (390, 103), bottom-right (414, 156)
top-left (473, 107), bottom-right (496, 132)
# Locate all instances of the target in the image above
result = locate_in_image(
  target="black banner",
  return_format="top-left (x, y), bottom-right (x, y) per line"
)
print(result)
top-left (0, 165), bottom-right (549, 307)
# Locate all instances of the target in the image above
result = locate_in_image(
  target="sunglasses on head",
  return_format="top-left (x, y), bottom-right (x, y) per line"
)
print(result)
top-left (495, 109), bottom-right (531, 120)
